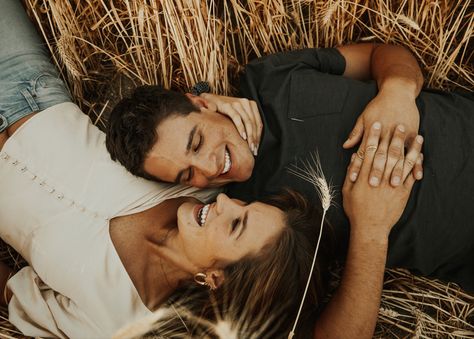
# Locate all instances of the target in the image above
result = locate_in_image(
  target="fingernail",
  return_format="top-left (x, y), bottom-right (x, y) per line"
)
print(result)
top-left (350, 172), bottom-right (358, 181)
top-left (398, 124), bottom-right (405, 132)
top-left (370, 176), bottom-right (379, 186)
top-left (373, 122), bottom-right (381, 130)
top-left (392, 176), bottom-right (400, 185)
top-left (416, 171), bottom-right (423, 179)
top-left (416, 135), bottom-right (423, 144)
top-left (242, 132), bottom-right (247, 140)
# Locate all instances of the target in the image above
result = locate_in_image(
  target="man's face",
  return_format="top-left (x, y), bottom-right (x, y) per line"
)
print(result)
top-left (144, 108), bottom-right (255, 187)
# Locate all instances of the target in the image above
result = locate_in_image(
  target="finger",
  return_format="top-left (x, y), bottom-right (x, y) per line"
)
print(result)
top-left (404, 135), bottom-right (424, 181)
top-left (343, 117), bottom-right (364, 149)
top-left (360, 122), bottom-right (382, 180)
top-left (404, 171), bottom-right (416, 190)
top-left (413, 153), bottom-right (423, 180)
top-left (343, 153), bottom-right (357, 191)
top-left (348, 144), bottom-right (365, 182)
top-left (223, 105), bottom-right (248, 144)
top-left (382, 124), bottom-right (406, 186)
top-left (249, 100), bottom-right (263, 153)
top-left (347, 128), bottom-right (370, 182)
top-left (368, 130), bottom-right (392, 187)
top-left (238, 99), bottom-right (258, 155)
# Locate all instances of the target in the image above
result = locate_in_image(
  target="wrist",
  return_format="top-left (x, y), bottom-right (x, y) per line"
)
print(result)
top-left (378, 76), bottom-right (419, 101)
top-left (350, 224), bottom-right (390, 246)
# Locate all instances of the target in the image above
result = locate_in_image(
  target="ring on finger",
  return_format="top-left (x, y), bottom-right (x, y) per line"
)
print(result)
top-left (356, 149), bottom-right (365, 160)
top-left (365, 145), bottom-right (378, 154)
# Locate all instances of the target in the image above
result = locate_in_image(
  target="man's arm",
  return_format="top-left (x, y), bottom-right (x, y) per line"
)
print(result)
top-left (338, 43), bottom-right (424, 187)
top-left (313, 122), bottom-right (422, 339)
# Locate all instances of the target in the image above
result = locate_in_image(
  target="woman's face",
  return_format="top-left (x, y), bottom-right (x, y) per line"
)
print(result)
top-left (176, 193), bottom-right (286, 269)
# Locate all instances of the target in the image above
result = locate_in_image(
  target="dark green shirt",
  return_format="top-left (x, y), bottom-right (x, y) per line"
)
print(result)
top-left (226, 48), bottom-right (474, 293)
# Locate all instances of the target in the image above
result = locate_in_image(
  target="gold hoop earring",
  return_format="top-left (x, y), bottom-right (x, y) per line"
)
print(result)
top-left (194, 272), bottom-right (207, 286)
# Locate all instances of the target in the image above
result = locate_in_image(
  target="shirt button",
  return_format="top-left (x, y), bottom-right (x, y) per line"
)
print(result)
top-left (56, 193), bottom-right (64, 200)
top-left (1, 153), bottom-right (9, 160)
top-left (20, 166), bottom-right (27, 172)
top-left (11, 160), bottom-right (18, 166)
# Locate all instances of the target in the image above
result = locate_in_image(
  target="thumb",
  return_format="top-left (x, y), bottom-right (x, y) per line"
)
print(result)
top-left (343, 118), bottom-right (364, 148)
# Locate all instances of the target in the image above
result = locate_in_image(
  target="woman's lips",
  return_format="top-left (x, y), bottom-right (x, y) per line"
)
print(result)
top-left (194, 204), bottom-right (204, 226)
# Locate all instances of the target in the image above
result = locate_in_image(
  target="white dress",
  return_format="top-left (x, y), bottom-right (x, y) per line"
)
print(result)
top-left (0, 102), bottom-right (217, 338)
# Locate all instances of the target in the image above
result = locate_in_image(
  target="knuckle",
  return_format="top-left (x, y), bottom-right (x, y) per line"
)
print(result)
top-left (371, 169), bottom-right (383, 179)
top-left (388, 145), bottom-right (402, 158)
top-left (404, 158), bottom-right (415, 168)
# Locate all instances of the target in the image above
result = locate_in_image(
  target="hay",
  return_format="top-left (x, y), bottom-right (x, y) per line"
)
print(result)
top-left (1, 0), bottom-right (473, 337)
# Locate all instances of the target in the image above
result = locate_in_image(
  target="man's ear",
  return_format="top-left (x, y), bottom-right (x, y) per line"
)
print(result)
top-left (204, 269), bottom-right (225, 290)
top-left (185, 93), bottom-right (208, 111)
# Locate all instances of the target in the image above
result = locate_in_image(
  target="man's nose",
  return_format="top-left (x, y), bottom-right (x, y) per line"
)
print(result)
top-left (193, 152), bottom-right (219, 178)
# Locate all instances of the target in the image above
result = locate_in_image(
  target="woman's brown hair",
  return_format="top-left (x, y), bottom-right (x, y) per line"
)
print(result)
top-left (152, 189), bottom-right (335, 338)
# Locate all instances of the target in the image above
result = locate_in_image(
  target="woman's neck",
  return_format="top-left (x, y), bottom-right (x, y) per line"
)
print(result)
top-left (110, 196), bottom-right (200, 310)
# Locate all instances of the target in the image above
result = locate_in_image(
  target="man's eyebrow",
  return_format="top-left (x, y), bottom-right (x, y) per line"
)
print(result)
top-left (186, 125), bottom-right (198, 154)
top-left (237, 211), bottom-right (248, 240)
top-left (174, 125), bottom-right (198, 183)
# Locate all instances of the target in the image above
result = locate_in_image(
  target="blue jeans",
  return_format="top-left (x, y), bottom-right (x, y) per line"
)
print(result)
top-left (0, 0), bottom-right (71, 132)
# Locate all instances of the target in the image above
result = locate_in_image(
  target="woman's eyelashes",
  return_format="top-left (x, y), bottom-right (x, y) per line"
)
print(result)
top-left (231, 218), bottom-right (240, 235)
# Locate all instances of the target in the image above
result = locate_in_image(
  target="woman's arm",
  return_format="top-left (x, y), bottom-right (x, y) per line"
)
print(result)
top-left (338, 43), bottom-right (424, 188)
top-left (313, 121), bottom-right (422, 339)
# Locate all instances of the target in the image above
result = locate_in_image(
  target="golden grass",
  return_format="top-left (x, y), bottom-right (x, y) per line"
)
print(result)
top-left (2, 0), bottom-right (472, 338)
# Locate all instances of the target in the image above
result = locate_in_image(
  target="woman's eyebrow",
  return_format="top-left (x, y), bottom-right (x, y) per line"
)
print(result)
top-left (236, 211), bottom-right (249, 239)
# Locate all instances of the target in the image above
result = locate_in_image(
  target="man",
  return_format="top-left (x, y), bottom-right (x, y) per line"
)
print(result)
top-left (106, 43), bottom-right (474, 338)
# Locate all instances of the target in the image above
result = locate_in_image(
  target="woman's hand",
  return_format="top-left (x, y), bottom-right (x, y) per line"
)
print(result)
top-left (343, 86), bottom-right (423, 187)
top-left (343, 121), bottom-right (423, 239)
top-left (199, 93), bottom-right (262, 155)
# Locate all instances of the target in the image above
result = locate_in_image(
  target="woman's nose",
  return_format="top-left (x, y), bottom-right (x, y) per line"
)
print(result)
top-left (215, 193), bottom-right (234, 214)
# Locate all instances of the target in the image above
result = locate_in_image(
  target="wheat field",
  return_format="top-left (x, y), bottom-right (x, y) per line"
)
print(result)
top-left (0, 0), bottom-right (472, 338)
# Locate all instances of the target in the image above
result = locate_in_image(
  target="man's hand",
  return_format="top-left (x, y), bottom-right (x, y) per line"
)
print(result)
top-left (343, 85), bottom-right (423, 187)
top-left (199, 93), bottom-right (262, 156)
top-left (337, 43), bottom-right (424, 187)
top-left (343, 121), bottom-right (421, 236)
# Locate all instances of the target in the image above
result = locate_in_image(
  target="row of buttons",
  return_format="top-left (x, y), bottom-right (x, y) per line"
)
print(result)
top-left (1, 151), bottom-right (105, 220)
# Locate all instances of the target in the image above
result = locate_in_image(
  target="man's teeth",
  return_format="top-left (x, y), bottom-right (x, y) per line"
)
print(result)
top-left (199, 204), bottom-right (210, 226)
top-left (222, 149), bottom-right (232, 174)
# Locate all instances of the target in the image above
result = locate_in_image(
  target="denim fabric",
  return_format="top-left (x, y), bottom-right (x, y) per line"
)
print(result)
top-left (0, 0), bottom-right (71, 132)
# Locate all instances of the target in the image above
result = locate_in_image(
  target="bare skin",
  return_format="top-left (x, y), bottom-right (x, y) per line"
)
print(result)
top-left (314, 122), bottom-right (422, 339)
top-left (109, 197), bottom-right (193, 310)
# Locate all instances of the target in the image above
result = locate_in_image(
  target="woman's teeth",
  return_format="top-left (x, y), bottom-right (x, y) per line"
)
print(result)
top-left (222, 149), bottom-right (232, 174)
top-left (198, 204), bottom-right (210, 226)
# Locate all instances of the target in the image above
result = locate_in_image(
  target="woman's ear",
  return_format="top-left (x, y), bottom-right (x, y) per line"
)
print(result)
top-left (204, 269), bottom-right (225, 290)
top-left (185, 93), bottom-right (209, 111)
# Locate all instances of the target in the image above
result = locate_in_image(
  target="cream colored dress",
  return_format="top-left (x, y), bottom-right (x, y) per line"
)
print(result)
top-left (0, 102), bottom-right (217, 338)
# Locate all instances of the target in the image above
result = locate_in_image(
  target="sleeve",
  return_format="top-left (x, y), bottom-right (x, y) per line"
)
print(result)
top-left (7, 267), bottom-right (103, 338)
top-left (246, 48), bottom-right (346, 75)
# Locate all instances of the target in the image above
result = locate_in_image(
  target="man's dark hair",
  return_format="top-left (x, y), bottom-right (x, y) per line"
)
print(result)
top-left (106, 85), bottom-right (198, 180)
